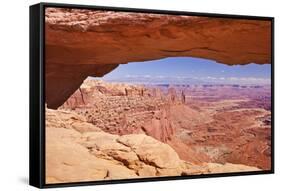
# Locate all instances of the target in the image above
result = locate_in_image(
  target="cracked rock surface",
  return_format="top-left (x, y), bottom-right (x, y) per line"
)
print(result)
top-left (46, 108), bottom-right (260, 183)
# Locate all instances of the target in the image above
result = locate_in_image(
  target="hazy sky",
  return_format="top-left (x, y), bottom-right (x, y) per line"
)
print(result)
top-left (102, 57), bottom-right (271, 84)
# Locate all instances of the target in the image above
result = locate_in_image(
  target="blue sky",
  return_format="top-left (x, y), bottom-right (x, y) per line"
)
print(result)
top-left (101, 57), bottom-right (271, 84)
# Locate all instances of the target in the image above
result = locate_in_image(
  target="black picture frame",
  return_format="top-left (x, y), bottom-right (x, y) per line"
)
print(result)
top-left (29, 2), bottom-right (275, 189)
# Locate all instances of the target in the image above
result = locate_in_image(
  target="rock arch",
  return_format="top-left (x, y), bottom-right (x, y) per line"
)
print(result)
top-left (45, 8), bottom-right (271, 109)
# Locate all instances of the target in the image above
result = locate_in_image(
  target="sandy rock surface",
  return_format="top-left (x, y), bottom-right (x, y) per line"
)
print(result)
top-left (46, 108), bottom-right (260, 183)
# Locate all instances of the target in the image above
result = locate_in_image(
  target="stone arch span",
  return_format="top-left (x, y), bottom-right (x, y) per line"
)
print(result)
top-left (45, 8), bottom-right (271, 109)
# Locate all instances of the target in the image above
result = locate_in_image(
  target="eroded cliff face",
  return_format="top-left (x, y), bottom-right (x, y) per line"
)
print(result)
top-left (60, 80), bottom-right (271, 169)
top-left (61, 80), bottom-right (175, 142)
top-left (45, 8), bottom-right (271, 108)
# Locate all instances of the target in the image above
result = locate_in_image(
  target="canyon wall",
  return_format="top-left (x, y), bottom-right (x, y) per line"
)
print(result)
top-left (60, 80), bottom-right (271, 169)
top-left (45, 8), bottom-right (271, 109)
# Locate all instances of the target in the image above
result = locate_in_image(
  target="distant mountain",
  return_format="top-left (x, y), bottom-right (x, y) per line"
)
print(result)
top-left (99, 75), bottom-right (270, 86)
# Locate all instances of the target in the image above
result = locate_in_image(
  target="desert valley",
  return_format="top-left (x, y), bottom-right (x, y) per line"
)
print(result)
top-left (46, 79), bottom-right (271, 183)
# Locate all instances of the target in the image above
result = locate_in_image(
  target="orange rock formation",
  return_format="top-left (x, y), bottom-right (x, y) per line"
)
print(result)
top-left (46, 108), bottom-right (260, 183)
top-left (45, 8), bottom-right (271, 109)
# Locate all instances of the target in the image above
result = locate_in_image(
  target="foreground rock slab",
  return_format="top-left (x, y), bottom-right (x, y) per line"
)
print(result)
top-left (46, 108), bottom-right (260, 183)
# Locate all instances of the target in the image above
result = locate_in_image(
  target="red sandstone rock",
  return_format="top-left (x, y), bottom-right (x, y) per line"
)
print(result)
top-left (60, 80), bottom-right (271, 170)
top-left (45, 8), bottom-right (271, 108)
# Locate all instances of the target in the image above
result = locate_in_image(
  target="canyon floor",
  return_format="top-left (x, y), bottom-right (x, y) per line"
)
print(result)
top-left (46, 79), bottom-right (271, 184)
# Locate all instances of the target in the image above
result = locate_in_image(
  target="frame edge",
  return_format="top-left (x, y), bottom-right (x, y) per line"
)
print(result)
top-left (29, 3), bottom-right (44, 188)
top-left (30, 2), bottom-right (275, 188)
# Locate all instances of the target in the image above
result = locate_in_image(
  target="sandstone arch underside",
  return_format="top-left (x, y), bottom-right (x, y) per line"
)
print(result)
top-left (45, 8), bottom-right (271, 109)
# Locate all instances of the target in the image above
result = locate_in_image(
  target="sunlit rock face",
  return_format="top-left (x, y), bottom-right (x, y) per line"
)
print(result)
top-left (46, 108), bottom-right (261, 183)
top-left (45, 8), bottom-right (271, 109)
